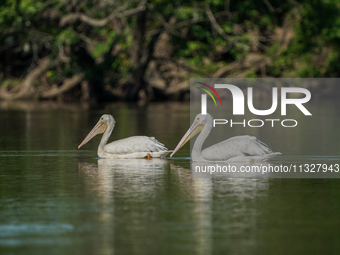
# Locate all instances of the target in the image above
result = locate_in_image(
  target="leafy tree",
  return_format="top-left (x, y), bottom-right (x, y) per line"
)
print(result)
top-left (1, 0), bottom-right (340, 102)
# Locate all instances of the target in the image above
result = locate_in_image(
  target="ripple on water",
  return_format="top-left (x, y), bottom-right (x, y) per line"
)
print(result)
top-left (0, 223), bottom-right (74, 237)
top-left (0, 224), bottom-right (74, 246)
top-left (0, 150), bottom-right (93, 158)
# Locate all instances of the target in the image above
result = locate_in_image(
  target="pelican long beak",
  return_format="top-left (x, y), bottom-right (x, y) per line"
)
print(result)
top-left (170, 119), bottom-right (204, 157)
top-left (78, 120), bottom-right (107, 149)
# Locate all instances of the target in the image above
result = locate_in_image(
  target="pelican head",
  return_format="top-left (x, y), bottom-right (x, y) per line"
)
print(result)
top-left (78, 114), bottom-right (116, 149)
top-left (170, 113), bottom-right (213, 157)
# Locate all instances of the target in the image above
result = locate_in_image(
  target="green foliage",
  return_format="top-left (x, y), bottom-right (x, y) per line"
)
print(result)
top-left (265, 0), bottom-right (340, 77)
top-left (56, 28), bottom-right (80, 47)
top-left (0, 0), bottom-right (43, 27)
top-left (46, 70), bottom-right (59, 82)
top-left (91, 31), bottom-right (116, 59)
top-left (2, 0), bottom-right (340, 101)
top-left (244, 71), bottom-right (257, 78)
top-left (1, 78), bottom-right (22, 89)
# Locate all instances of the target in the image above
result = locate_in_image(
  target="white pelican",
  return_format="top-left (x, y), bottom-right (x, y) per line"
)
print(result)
top-left (78, 114), bottom-right (171, 159)
top-left (170, 113), bottom-right (281, 162)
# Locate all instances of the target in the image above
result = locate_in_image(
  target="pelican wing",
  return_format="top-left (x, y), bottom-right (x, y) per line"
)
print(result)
top-left (104, 136), bottom-right (168, 154)
top-left (201, 135), bottom-right (275, 161)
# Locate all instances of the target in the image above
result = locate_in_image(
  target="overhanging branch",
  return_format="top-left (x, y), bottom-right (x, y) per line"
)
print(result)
top-left (40, 74), bottom-right (84, 98)
top-left (0, 58), bottom-right (54, 100)
top-left (59, 6), bottom-right (146, 27)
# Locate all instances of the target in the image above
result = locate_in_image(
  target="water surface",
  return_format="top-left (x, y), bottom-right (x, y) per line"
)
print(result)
top-left (1, 101), bottom-right (340, 255)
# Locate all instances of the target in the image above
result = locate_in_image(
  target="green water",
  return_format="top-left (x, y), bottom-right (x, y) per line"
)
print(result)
top-left (1, 101), bottom-right (340, 255)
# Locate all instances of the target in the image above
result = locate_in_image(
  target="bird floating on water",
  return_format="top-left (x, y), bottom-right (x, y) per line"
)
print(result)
top-left (78, 114), bottom-right (171, 159)
top-left (170, 113), bottom-right (281, 162)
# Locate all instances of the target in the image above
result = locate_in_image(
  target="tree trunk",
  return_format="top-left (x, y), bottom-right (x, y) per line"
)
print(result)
top-left (124, 8), bottom-right (163, 102)
top-left (124, 8), bottom-right (147, 102)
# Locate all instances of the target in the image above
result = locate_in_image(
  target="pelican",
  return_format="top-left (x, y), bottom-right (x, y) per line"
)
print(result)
top-left (78, 114), bottom-right (171, 159)
top-left (170, 113), bottom-right (281, 162)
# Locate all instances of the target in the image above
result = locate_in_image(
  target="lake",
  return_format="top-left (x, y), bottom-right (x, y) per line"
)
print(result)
top-left (1, 100), bottom-right (340, 255)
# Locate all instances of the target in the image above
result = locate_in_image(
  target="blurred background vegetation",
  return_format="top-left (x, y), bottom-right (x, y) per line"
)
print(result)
top-left (1, 0), bottom-right (340, 103)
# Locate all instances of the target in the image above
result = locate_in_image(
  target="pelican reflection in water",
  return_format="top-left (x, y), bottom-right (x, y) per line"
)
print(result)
top-left (78, 114), bottom-right (171, 159)
top-left (170, 113), bottom-right (281, 162)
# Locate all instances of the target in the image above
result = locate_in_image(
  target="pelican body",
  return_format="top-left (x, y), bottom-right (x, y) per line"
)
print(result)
top-left (170, 113), bottom-right (281, 162)
top-left (78, 114), bottom-right (171, 159)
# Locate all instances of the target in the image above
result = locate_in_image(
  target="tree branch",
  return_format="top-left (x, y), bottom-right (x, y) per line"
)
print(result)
top-left (206, 5), bottom-right (229, 40)
top-left (263, 0), bottom-right (275, 12)
top-left (40, 74), bottom-right (84, 98)
top-left (0, 58), bottom-right (53, 100)
top-left (59, 6), bottom-right (146, 27)
top-left (147, 10), bottom-right (231, 37)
